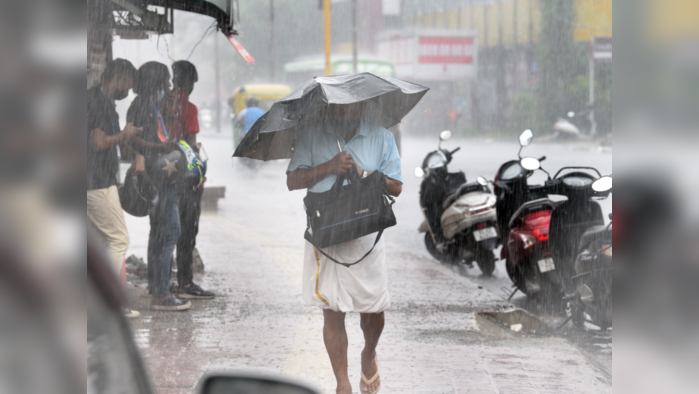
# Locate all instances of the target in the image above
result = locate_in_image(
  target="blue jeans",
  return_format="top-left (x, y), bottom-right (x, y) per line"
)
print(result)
top-left (148, 185), bottom-right (181, 297)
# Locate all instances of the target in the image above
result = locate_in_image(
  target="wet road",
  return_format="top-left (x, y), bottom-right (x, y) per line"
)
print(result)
top-left (125, 130), bottom-right (612, 393)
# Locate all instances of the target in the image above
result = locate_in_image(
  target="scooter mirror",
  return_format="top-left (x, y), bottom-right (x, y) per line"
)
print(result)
top-left (519, 129), bottom-right (533, 147)
top-left (567, 111), bottom-right (575, 118)
top-left (520, 157), bottom-right (540, 171)
top-left (477, 176), bottom-right (488, 186)
top-left (439, 130), bottom-right (452, 141)
top-left (414, 167), bottom-right (425, 178)
top-left (592, 176), bottom-right (612, 192)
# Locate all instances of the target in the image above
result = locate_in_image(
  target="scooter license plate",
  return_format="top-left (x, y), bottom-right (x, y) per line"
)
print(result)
top-left (538, 258), bottom-right (556, 273)
top-left (473, 227), bottom-right (498, 241)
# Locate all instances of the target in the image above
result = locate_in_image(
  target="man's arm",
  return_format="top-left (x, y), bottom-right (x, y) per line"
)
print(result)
top-left (129, 136), bottom-right (176, 155)
top-left (185, 133), bottom-right (197, 146)
top-left (120, 143), bottom-right (145, 174)
top-left (90, 123), bottom-right (142, 151)
top-left (351, 165), bottom-right (402, 197)
top-left (385, 177), bottom-right (402, 197)
top-left (184, 103), bottom-right (199, 146)
top-left (286, 151), bottom-right (356, 191)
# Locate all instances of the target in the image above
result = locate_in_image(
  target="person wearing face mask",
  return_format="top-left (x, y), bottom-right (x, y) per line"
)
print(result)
top-left (87, 58), bottom-right (144, 318)
top-left (127, 61), bottom-right (191, 311)
top-left (286, 102), bottom-right (402, 394)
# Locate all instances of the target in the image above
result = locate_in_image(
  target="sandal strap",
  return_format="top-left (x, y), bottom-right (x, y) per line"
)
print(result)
top-left (361, 369), bottom-right (380, 385)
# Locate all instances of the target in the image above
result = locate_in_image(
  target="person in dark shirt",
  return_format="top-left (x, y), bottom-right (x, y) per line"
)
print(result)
top-left (127, 61), bottom-right (191, 311)
top-left (86, 58), bottom-right (143, 318)
top-left (165, 60), bottom-right (215, 300)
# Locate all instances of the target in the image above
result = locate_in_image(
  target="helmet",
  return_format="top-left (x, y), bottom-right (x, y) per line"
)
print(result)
top-left (145, 149), bottom-right (185, 186)
top-left (175, 140), bottom-right (207, 188)
top-left (118, 172), bottom-right (158, 217)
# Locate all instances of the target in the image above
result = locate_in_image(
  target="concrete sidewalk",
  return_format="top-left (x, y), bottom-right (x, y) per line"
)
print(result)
top-left (125, 211), bottom-right (611, 394)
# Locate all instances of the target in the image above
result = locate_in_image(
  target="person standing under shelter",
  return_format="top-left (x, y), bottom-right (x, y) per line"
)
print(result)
top-left (127, 61), bottom-right (191, 311)
top-left (165, 60), bottom-right (215, 299)
top-left (86, 58), bottom-right (143, 318)
top-left (286, 103), bottom-right (402, 394)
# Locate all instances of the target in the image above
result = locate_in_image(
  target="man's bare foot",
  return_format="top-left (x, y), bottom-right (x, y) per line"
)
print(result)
top-left (360, 350), bottom-right (380, 394)
top-left (336, 381), bottom-right (352, 394)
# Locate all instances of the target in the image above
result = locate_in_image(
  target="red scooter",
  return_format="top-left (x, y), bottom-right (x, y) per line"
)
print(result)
top-left (486, 130), bottom-right (562, 299)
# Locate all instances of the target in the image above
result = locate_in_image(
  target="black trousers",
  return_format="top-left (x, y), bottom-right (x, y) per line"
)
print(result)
top-left (176, 185), bottom-right (202, 287)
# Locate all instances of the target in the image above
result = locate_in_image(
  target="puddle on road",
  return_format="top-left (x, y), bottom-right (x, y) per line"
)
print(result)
top-left (476, 308), bottom-right (550, 336)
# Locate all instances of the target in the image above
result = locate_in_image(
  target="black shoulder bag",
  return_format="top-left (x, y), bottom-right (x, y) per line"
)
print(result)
top-left (303, 166), bottom-right (397, 268)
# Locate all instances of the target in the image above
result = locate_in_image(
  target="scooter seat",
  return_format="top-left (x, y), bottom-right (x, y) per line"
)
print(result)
top-left (508, 198), bottom-right (556, 229)
top-left (443, 182), bottom-right (488, 209)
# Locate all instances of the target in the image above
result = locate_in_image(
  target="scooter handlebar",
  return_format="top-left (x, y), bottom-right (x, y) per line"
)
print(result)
top-left (538, 156), bottom-right (546, 162)
top-left (451, 147), bottom-right (461, 155)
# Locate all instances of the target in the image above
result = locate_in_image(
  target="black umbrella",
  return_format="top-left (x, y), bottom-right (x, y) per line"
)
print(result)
top-left (233, 73), bottom-right (429, 161)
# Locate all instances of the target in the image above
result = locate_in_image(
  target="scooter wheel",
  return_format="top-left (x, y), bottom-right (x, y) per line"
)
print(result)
top-left (568, 301), bottom-right (586, 329)
top-left (424, 233), bottom-right (451, 263)
top-left (476, 249), bottom-right (496, 277)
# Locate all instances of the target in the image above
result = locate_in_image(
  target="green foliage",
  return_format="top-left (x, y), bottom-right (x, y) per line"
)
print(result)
top-left (536, 0), bottom-right (579, 126)
top-left (509, 92), bottom-right (540, 136)
top-left (594, 64), bottom-right (612, 134)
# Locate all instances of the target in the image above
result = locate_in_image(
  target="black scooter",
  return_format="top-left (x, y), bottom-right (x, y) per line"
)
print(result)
top-left (569, 179), bottom-right (613, 329)
top-left (415, 130), bottom-right (500, 276)
top-left (517, 156), bottom-right (612, 321)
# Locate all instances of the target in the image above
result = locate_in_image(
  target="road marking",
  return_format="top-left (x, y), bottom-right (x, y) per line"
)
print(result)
top-left (202, 213), bottom-right (335, 392)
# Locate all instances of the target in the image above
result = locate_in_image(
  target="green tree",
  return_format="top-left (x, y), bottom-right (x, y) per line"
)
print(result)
top-left (536, 0), bottom-right (579, 130)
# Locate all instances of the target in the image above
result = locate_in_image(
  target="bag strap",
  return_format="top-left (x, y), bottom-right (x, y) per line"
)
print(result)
top-left (305, 228), bottom-right (384, 268)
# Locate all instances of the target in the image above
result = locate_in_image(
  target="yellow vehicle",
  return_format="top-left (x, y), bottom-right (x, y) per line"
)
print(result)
top-left (229, 84), bottom-right (292, 148)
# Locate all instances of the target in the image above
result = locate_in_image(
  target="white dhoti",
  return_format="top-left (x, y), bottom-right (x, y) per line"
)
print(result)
top-left (303, 233), bottom-right (390, 313)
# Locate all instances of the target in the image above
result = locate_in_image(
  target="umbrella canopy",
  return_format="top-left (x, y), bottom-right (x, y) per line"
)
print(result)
top-left (233, 73), bottom-right (429, 161)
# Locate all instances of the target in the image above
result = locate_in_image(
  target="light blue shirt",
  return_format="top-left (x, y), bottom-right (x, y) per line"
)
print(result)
top-left (287, 120), bottom-right (402, 193)
top-left (244, 107), bottom-right (265, 134)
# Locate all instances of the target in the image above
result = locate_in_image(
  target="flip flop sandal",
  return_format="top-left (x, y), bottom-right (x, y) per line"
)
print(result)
top-left (360, 357), bottom-right (380, 394)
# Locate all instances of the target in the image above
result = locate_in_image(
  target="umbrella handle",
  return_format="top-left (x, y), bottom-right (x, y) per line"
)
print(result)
top-left (336, 136), bottom-right (343, 154)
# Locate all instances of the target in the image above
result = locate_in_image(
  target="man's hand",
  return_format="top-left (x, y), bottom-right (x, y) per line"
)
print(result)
top-left (131, 154), bottom-right (145, 174)
top-left (197, 177), bottom-right (207, 194)
top-left (121, 122), bottom-right (142, 141)
top-left (328, 151), bottom-right (356, 175)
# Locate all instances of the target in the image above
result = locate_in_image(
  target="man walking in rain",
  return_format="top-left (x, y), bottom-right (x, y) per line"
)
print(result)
top-left (286, 102), bottom-right (402, 394)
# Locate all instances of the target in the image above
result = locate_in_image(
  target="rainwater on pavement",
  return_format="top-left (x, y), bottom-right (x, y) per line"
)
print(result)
top-left (125, 130), bottom-right (612, 394)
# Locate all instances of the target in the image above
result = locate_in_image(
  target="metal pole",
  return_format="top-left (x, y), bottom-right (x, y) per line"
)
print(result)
top-left (214, 33), bottom-right (221, 133)
top-left (589, 56), bottom-right (597, 136)
top-left (352, 0), bottom-right (358, 74)
top-left (324, 0), bottom-right (332, 76)
top-left (270, 0), bottom-right (275, 81)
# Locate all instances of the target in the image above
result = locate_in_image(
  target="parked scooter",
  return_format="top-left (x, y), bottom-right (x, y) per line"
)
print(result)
top-left (552, 104), bottom-right (593, 139)
top-left (518, 156), bottom-right (612, 328)
top-left (571, 207), bottom-right (613, 330)
top-left (489, 130), bottom-right (561, 298)
top-left (415, 130), bottom-right (499, 276)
